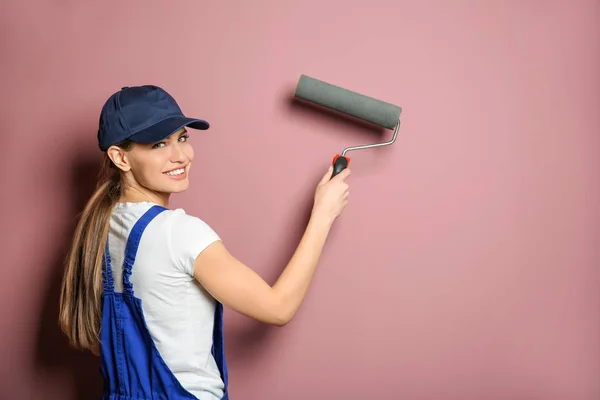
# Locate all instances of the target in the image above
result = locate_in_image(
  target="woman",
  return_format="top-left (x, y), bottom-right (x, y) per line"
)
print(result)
top-left (58, 85), bottom-right (350, 400)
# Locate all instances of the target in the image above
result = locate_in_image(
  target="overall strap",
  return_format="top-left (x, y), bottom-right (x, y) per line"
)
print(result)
top-left (212, 302), bottom-right (229, 388)
top-left (102, 239), bottom-right (114, 293)
top-left (122, 205), bottom-right (167, 296)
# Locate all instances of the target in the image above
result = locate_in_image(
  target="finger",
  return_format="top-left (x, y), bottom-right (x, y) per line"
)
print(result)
top-left (331, 167), bottom-right (351, 182)
top-left (319, 165), bottom-right (334, 185)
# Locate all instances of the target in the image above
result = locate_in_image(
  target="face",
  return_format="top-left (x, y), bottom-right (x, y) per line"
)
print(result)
top-left (108, 128), bottom-right (194, 196)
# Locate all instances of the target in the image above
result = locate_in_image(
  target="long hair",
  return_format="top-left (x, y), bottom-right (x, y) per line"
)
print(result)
top-left (58, 140), bottom-right (133, 351)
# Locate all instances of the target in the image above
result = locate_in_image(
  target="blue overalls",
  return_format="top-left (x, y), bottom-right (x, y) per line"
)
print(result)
top-left (99, 205), bottom-right (229, 400)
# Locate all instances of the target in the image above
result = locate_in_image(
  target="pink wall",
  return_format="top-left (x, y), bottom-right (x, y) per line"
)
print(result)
top-left (2, 1), bottom-right (599, 399)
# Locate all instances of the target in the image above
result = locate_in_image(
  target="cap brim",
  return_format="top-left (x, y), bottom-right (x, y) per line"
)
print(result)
top-left (128, 116), bottom-right (210, 144)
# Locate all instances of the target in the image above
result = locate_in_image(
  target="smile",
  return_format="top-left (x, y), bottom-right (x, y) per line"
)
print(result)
top-left (164, 168), bottom-right (185, 176)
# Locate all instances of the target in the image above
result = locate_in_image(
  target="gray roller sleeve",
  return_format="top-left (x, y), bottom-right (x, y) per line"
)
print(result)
top-left (294, 74), bottom-right (401, 130)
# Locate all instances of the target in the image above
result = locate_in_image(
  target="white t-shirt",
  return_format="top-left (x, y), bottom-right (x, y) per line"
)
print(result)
top-left (107, 201), bottom-right (224, 400)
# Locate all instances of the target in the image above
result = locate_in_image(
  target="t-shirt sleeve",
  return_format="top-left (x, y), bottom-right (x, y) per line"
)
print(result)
top-left (168, 210), bottom-right (221, 276)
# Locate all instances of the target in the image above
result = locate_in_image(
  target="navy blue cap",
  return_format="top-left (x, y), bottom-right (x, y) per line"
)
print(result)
top-left (97, 85), bottom-right (209, 151)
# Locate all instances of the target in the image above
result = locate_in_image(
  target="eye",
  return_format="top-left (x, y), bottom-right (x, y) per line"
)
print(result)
top-left (151, 133), bottom-right (189, 149)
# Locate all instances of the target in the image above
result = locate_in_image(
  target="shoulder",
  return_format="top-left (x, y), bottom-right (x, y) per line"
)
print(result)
top-left (156, 207), bottom-right (221, 275)
top-left (157, 207), bottom-right (217, 236)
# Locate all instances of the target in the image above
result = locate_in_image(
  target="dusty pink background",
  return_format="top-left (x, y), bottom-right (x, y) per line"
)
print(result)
top-left (1, 1), bottom-right (599, 399)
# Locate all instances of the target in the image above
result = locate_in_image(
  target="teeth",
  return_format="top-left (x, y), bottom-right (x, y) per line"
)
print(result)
top-left (165, 168), bottom-right (185, 176)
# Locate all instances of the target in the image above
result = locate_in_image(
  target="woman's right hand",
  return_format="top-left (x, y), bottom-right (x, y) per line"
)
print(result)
top-left (193, 164), bottom-right (352, 327)
top-left (311, 165), bottom-right (351, 223)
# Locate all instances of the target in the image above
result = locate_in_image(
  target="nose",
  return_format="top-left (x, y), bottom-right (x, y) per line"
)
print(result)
top-left (170, 142), bottom-right (186, 163)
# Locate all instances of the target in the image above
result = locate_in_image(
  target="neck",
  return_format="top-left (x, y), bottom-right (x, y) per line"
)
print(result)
top-left (119, 185), bottom-right (170, 208)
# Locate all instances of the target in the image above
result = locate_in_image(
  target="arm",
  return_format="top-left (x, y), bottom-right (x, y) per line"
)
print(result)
top-left (193, 213), bottom-right (334, 326)
top-left (193, 166), bottom-right (350, 326)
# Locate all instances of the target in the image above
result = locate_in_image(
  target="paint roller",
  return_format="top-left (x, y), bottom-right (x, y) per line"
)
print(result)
top-left (294, 74), bottom-right (402, 179)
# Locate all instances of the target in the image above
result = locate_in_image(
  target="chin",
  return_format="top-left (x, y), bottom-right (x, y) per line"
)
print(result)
top-left (167, 181), bottom-right (190, 193)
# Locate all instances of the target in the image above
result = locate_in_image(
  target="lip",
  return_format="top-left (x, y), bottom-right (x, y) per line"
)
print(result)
top-left (163, 165), bottom-right (188, 181)
top-left (163, 164), bottom-right (188, 174)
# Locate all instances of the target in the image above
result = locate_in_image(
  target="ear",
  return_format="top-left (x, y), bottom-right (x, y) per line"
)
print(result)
top-left (106, 145), bottom-right (131, 172)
